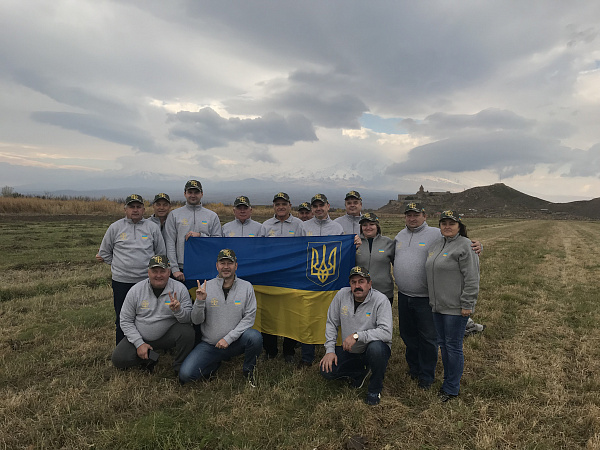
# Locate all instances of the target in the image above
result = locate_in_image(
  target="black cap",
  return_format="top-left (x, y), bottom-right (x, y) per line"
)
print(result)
top-left (311, 193), bottom-right (328, 205)
top-left (125, 194), bottom-right (144, 205)
top-left (298, 202), bottom-right (311, 211)
top-left (234, 196), bottom-right (251, 207)
top-left (185, 180), bottom-right (203, 192)
top-left (439, 210), bottom-right (461, 222)
top-left (349, 266), bottom-right (371, 279)
top-left (152, 193), bottom-right (170, 204)
top-left (273, 192), bottom-right (290, 202)
top-left (217, 248), bottom-right (237, 262)
top-left (359, 212), bottom-right (379, 224)
top-left (148, 255), bottom-right (169, 269)
top-left (404, 202), bottom-right (425, 213)
top-left (345, 191), bottom-right (362, 201)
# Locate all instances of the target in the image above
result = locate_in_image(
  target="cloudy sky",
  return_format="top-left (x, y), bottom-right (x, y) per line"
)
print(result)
top-left (1, 0), bottom-right (600, 203)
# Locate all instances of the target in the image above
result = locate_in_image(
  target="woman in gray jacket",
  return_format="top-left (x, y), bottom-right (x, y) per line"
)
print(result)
top-left (425, 210), bottom-right (479, 402)
top-left (355, 213), bottom-right (395, 303)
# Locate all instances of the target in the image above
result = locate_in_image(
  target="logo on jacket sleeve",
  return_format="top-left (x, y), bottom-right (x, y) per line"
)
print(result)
top-left (307, 241), bottom-right (341, 287)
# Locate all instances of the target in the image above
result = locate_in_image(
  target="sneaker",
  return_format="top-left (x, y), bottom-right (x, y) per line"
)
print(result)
top-left (438, 389), bottom-right (458, 402)
top-left (350, 369), bottom-right (371, 389)
top-left (297, 360), bottom-right (313, 369)
top-left (364, 392), bottom-right (381, 406)
top-left (243, 370), bottom-right (256, 388)
top-left (284, 355), bottom-right (294, 364)
top-left (418, 379), bottom-right (432, 390)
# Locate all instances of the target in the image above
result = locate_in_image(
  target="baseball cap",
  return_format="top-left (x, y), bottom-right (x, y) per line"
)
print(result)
top-left (152, 193), bottom-right (171, 204)
top-left (148, 255), bottom-right (169, 269)
top-left (125, 194), bottom-right (144, 205)
top-left (345, 191), bottom-right (362, 201)
top-left (311, 193), bottom-right (328, 205)
top-left (404, 202), bottom-right (425, 213)
top-left (217, 248), bottom-right (237, 262)
top-left (439, 210), bottom-right (461, 222)
top-left (234, 196), bottom-right (251, 207)
top-left (349, 266), bottom-right (371, 279)
top-left (185, 180), bottom-right (203, 192)
top-left (273, 192), bottom-right (290, 202)
top-left (297, 202), bottom-right (311, 211)
top-left (359, 212), bottom-right (379, 224)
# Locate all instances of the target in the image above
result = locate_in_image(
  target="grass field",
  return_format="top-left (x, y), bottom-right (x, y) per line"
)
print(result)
top-left (1, 211), bottom-right (600, 449)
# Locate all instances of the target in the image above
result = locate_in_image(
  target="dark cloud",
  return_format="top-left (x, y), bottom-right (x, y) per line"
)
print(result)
top-left (386, 131), bottom-right (570, 178)
top-left (31, 112), bottom-right (163, 153)
top-left (168, 107), bottom-right (318, 150)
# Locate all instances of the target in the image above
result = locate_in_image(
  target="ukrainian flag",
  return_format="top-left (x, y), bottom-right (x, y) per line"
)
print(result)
top-left (184, 235), bottom-right (356, 344)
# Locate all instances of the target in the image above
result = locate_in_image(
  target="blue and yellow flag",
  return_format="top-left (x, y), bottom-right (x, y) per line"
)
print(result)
top-left (184, 236), bottom-right (356, 344)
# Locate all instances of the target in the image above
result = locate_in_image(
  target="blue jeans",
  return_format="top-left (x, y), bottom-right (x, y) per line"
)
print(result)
top-left (397, 293), bottom-right (438, 385)
top-left (179, 328), bottom-right (263, 384)
top-left (301, 343), bottom-right (315, 363)
top-left (320, 341), bottom-right (391, 395)
top-left (432, 313), bottom-right (468, 396)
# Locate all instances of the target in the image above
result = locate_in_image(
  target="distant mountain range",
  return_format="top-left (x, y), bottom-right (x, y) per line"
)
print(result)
top-left (378, 183), bottom-right (600, 219)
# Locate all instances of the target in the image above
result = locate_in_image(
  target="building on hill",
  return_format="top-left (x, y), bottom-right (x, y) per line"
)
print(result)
top-left (397, 185), bottom-right (450, 202)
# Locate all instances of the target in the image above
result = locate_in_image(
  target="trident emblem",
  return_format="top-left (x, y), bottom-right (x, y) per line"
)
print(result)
top-left (310, 244), bottom-right (337, 283)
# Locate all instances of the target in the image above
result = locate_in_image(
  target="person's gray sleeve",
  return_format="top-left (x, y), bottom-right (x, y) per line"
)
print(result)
top-left (97, 225), bottom-right (115, 265)
top-left (164, 213), bottom-right (179, 272)
top-left (258, 224), bottom-right (267, 237)
top-left (324, 293), bottom-right (342, 353)
top-left (357, 298), bottom-right (393, 345)
top-left (208, 215), bottom-right (222, 237)
top-left (120, 292), bottom-right (144, 348)
top-left (153, 226), bottom-right (166, 256)
top-left (459, 247), bottom-right (480, 311)
top-left (223, 286), bottom-right (257, 345)
top-left (191, 298), bottom-right (206, 325)
top-left (174, 285), bottom-right (192, 323)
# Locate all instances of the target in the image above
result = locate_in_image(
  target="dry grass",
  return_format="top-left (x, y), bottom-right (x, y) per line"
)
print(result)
top-left (1, 215), bottom-right (600, 449)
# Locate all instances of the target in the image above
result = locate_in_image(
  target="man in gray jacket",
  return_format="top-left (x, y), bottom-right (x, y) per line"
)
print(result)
top-left (164, 180), bottom-right (221, 281)
top-left (111, 255), bottom-right (194, 374)
top-left (320, 266), bottom-right (393, 406)
top-left (178, 249), bottom-right (263, 386)
top-left (97, 194), bottom-right (166, 344)
top-left (333, 190), bottom-right (363, 236)
top-left (222, 196), bottom-right (262, 237)
top-left (149, 193), bottom-right (171, 239)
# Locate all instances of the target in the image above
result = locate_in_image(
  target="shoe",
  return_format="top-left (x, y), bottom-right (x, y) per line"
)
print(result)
top-left (418, 380), bottom-right (432, 390)
top-left (263, 352), bottom-right (277, 360)
top-left (364, 392), bottom-right (381, 406)
top-left (243, 370), bottom-right (256, 388)
top-left (350, 369), bottom-right (371, 389)
top-left (297, 360), bottom-right (312, 369)
top-left (438, 389), bottom-right (458, 402)
top-left (407, 371), bottom-right (419, 381)
top-left (284, 355), bottom-right (294, 364)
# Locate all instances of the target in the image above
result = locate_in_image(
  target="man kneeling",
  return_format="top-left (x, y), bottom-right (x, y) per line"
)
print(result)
top-left (179, 249), bottom-right (262, 386)
top-left (319, 266), bottom-right (392, 405)
top-left (111, 255), bottom-right (194, 374)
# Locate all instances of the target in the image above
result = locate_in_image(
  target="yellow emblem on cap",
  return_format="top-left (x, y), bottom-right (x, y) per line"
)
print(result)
top-left (408, 202), bottom-right (417, 209)
top-left (155, 256), bottom-right (163, 264)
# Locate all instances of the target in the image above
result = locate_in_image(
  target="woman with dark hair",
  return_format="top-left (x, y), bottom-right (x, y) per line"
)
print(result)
top-left (355, 213), bottom-right (395, 304)
top-left (425, 210), bottom-right (479, 402)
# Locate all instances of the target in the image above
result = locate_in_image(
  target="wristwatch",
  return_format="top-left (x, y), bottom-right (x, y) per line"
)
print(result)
top-left (352, 332), bottom-right (359, 341)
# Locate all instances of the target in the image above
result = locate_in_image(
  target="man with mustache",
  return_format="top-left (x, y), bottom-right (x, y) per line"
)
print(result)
top-left (319, 266), bottom-right (392, 406)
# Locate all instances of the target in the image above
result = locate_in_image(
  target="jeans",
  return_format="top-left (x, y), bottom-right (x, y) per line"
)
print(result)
top-left (112, 280), bottom-right (136, 345)
top-left (397, 293), bottom-right (438, 385)
top-left (262, 333), bottom-right (296, 358)
top-left (432, 313), bottom-right (469, 396)
top-left (300, 343), bottom-right (315, 363)
top-left (179, 328), bottom-right (263, 384)
top-left (320, 341), bottom-right (391, 395)
top-left (111, 322), bottom-right (195, 372)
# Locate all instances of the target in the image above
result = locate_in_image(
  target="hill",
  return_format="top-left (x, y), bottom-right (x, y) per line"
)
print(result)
top-left (378, 183), bottom-right (598, 219)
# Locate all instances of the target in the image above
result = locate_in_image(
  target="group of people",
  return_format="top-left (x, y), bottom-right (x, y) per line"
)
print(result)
top-left (97, 179), bottom-right (481, 405)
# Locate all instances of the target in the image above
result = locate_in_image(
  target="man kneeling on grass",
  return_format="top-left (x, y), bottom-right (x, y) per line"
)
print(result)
top-left (111, 255), bottom-right (195, 374)
top-left (319, 266), bottom-right (393, 406)
top-left (179, 249), bottom-right (262, 387)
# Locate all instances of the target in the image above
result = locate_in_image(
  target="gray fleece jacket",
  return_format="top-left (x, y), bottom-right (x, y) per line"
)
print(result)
top-left (425, 234), bottom-right (480, 315)
top-left (324, 287), bottom-right (392, 354)
top-left (259, 215), bottom-right (304, 237)
top-left (191, 276), bottom-right (257, 346)
top-left (302, 216), bottom-right (344, 236)
top-left (333, 214), bottom-right (362, 235)
top-left (222, 218), bottom-right (262, 237)
top-left (98, 218), bottom-right (166, 283)
top-left (393, 222), bottom-right (441, 298)
top-left (355, 234), bottom-right (395, 299)
top-left (120, 278), bottom-right (192, 348)
top-left (164, 203), bottom-right (221, 272)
